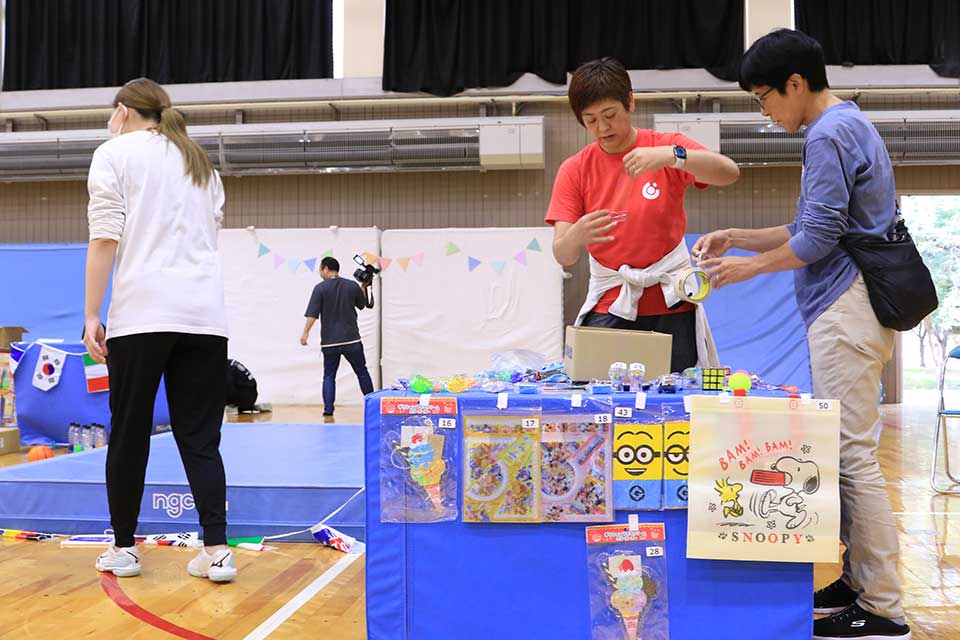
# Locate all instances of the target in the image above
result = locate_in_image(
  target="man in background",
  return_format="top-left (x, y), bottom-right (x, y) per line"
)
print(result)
top-left (301, 257), bottom-right (375, 423)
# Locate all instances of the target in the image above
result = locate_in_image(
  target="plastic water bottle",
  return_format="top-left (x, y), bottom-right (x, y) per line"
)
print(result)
top-left (68, 423), bottom-right (81, 452)
top-left (608, 362), bottom-right (628, 391)
top-left (93, 424), bottom-right (107, 448)
top-left (81, 425), bottom-right (93, 451)
top-left (628, 363), bottom-right (646, 391)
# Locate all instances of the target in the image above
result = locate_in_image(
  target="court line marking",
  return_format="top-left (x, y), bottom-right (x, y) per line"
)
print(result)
top-left (241, 543), bottom-right (366, 640)
top-left (100, 486), bottom-right (367, 638)
top-left (243, 487), bottom-right (367, 638)
top-left (101, 572), bottom-right (217, 640)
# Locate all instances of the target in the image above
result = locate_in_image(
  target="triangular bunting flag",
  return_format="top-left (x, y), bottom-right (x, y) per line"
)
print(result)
top-left (379, 257), bottom-right (392, 271)
top-left (491, 260), bottom-right (507, 275)
top-left (310, 523), bottom-right (356, 553)
top-left (9, 348), bottom-right (23, 375)
top-left (412, 252), bottom-right (424, 267)
top-left (82, 353), bottom-right (109, 393)
top-left (303, 258), bottom-right (317, 273)
top-left (513, 250), bottom-right (527, 265)
top-left (364, 252), bottom-right (380, 266)
top-left (32, 345), bottom-right (64, 392)
top-left (258, 243), bottom-right (270, 257)
top-left (144, 532), bottom-right (200, 547)
top-left (287, 259), bottom-right (299, 272)
top-left (398, 257), bottom-right (411, 271)
top-left (228, 536), bottom-right (266, 551)
top-left (273, 254), bottom-right (285, 269)
top-left (527, 238), bottom-right (542, 252)
top-left (468, 256), bottom-right (481, 272)
top-left (322, 249), bottom-right (334, 258)
top-left (446, 242), bottom-right (460, 256)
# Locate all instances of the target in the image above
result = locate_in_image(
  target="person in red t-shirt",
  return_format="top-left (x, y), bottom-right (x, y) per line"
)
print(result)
top-left (546, 57), bottom-right (740, 372)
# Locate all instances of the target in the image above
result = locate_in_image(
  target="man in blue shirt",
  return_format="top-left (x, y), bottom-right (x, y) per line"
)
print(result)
top-left (301, 257), bottom-right (375, 423)
top-left (695, 30), bottom-right (909, 640)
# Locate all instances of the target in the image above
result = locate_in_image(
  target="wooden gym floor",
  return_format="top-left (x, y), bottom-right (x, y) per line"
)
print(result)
top-left (0, 401), bottom-right (958, 639)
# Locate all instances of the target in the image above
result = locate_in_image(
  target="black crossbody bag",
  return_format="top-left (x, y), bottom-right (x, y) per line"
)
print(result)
top-left (839, 216), bottom-right (938, 331)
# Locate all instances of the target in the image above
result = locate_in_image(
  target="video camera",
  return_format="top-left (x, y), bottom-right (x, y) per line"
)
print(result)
top-left (353, 254), bottom-right (381, 285)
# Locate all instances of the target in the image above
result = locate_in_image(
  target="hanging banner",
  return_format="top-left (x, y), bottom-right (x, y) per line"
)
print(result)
top-left (686, 395), bottom-right (840, 563)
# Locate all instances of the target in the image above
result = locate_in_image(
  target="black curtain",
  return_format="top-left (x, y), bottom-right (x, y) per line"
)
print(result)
top-left (796, 0), bottom-right (960, 77)
top-left (3, 0), bottom-right (333, 91)
top-left (383, 0), bottom-right (743, 96)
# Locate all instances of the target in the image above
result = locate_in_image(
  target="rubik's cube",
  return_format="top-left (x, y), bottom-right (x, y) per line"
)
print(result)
top-left (702, 368), bottom-right (726, 391)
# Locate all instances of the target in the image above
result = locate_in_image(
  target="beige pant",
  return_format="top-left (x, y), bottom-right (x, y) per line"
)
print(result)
top-left (808, 272), bottom-right (900, 618)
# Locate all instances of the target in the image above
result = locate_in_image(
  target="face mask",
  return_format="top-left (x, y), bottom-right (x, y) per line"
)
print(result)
top-left (107, 103), bottom-right (128, 137)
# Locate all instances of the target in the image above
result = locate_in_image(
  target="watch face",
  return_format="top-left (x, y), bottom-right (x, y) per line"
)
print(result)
top-left (674, 146), bottom-right (687, 160)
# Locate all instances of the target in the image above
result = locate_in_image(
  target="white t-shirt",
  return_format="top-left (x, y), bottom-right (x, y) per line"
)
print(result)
top-left (87, 130), bottom-right (228, 340)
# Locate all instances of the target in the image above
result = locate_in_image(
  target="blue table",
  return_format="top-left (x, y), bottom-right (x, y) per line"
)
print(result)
top-left (364, 390), bottom-right (812, 640)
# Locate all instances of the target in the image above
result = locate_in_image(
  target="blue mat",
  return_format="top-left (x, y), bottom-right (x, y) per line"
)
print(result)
top-left (2, 239), bottom-right (813, 395)
top-left (0, 244), bottom-right (111, 340)
top-left (0, 423), bottom-right (365, 541)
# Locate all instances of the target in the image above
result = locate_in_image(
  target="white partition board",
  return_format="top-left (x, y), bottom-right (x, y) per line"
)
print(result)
top-left (380, 227), bottom-right (563, 385)
top-left (219, 227), bottom-right (381, 406)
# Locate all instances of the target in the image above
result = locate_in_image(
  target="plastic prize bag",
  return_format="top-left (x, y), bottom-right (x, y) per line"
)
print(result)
top-left (461, 396), bottom-right (542, 523)
top-left (539, 393), bottom-right (614, 523)
top-left (611, 392), bottom-right (664, 511)
top-left (379, 396), bottom-right (459, 523)
top-left (586, 522), bottom-right (669, 640)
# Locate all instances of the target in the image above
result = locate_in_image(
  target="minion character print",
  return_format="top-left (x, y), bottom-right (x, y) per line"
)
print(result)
top-left (663, 420), bottom-right (690, 508)
top-left (613, 419), bottom-right (663, 510)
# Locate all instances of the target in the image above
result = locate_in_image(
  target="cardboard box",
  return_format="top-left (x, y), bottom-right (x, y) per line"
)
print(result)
top-left (563, 326), bottom-right (672, 382)
top-left (0, 426), bottom-right (20, 455)
top-left (0, 327), bottom-right (27, 352)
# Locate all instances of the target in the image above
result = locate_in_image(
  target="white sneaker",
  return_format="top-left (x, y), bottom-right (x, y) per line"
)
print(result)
top-left (95, 545), bottom-right (142, 577)
top-left (188, 548), bottom-right (238, 583)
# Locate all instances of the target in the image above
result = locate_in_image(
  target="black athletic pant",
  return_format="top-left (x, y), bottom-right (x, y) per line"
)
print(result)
top-left (581, 309), bottom-right (698, 373)
top-left (106, 332), bottom-right (228, 548)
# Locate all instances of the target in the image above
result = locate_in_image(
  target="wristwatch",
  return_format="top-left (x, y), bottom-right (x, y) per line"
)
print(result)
top-left (672, 145), bottom-right (687, 169)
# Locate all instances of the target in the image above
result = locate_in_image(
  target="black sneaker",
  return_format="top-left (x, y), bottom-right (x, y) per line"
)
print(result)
top-left (813, 603), bottom-right (911, 639)
top-left (814, 578), bottom-right (859, 615)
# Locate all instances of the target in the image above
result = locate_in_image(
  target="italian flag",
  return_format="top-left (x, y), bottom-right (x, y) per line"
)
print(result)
top-left (82, 354), bottom-right (109, 393)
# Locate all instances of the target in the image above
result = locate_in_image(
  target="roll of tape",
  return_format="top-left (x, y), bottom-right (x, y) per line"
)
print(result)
top-left (674, 268), bottom-right (711, 304)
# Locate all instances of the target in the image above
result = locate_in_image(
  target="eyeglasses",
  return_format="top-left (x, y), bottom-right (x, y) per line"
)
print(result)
top-left (753, 87), bottom-right (775, 109)
top-left (615, 444), bottom-right (688, 466)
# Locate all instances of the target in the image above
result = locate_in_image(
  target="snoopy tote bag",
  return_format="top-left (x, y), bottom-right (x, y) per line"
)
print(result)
top-left (685, 395), bottom-right (841, 563)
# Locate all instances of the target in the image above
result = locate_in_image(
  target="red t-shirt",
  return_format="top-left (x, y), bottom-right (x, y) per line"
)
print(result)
top-left (545, 129), bottom-right (708, 317)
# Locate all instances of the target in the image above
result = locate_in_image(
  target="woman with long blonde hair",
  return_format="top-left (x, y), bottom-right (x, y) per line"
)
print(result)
top-left (84, 78), bottom-right (236, 582)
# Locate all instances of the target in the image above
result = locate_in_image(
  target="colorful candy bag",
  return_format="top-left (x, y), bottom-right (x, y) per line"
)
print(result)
top-left (462, 402), bottom-right (541, 523)
top-left (586, 522), bottom-right (670, 640)
top-left (539, 394), bottom-right (614, 523)
top-left (380, 396), bottom-right (459, 523)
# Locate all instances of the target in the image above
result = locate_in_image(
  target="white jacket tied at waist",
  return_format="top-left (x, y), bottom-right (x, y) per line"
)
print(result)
top-left (574, 239), bottom-right (720, 368)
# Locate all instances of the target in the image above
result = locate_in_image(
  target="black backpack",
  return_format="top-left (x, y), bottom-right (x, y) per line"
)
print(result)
top-left (225, 359), bottom-right (258, 411)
